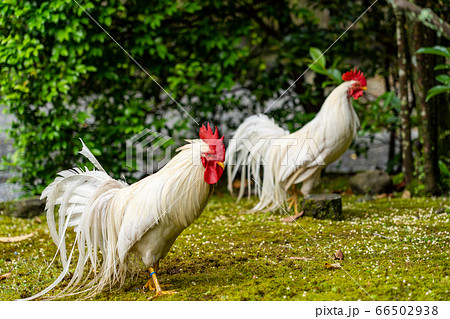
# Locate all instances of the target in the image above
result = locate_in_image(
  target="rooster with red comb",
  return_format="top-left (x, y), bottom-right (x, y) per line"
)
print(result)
top-left (227, 69), bottom-right (367, 212)
top-left (24, 124), bottom-right (225, 300)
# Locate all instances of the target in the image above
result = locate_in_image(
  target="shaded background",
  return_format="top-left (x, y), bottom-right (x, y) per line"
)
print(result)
top-left (0, 0), bottom-right (449, 197)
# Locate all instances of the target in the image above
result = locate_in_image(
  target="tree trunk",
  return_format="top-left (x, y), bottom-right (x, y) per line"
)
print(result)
top-left (384, 58), bottom-right (401, 174)
top-left (392, 0), bottom-right (450, 40)
top-left (394, 9), bottom-right (414, 185)
top-left (410, 3), bottom-right (441, 195)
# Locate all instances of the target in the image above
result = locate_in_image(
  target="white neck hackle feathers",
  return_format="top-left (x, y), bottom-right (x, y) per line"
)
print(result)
top-left (226, 81), bottom-right (360, 211)
top-left (23, 139), bottom-right (213, 300)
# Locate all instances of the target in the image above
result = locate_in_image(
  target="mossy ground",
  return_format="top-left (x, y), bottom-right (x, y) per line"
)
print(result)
top-left (0, 178), bottom-right (449, 301)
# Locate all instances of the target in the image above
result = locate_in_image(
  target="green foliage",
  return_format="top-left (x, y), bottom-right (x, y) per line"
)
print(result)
top-left (308, 47), bottom-right (342, 87)
top-left (2, 0), bottom-right (392, 195)
top-left (438, 158), bottom-right (450, 189)
top-left (417, 46), bottom-right (450, 101)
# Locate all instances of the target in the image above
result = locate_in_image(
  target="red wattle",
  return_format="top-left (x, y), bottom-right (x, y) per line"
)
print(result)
top-left (352, 90), bottom-right (364, 100)
top-left (203, 161), bottom-right (224, 185)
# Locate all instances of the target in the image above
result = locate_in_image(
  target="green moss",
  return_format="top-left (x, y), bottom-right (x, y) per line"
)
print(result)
top-left (0, 200), bottom-right (15, 215)
top-left (0, 191), bottom-right (449, 301)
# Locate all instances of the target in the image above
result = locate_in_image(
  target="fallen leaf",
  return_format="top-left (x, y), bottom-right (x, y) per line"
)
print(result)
top-left (33, 216), bottom-right (42, 224)
top-left (252, 275), bottom-right (257, 279)
top-left (350, 153), bottom-right (358, 160)
top-left (402, 190), bottom-right (411, 199)
top-left (333, 249), bottom-right (344, 261)
top-left (282, 211), bottom-right (304, 223)
top-left (285, 256), bottom-right (313, 261)
top-left (0, 269), bottom-right (12, 281)
top-left (324, 263), bottom-right (341, 269)
top-left (0, 230), bottom-right (38, 243)
top-left (376, 193), bottom-right (388, 199)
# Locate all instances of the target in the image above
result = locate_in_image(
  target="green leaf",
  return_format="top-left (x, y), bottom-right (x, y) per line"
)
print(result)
top-left (382, 91), bottom-right (394, 109)
top-left (434, 64), bottom-right (450, 71)
top-left (439, 160), bottom-right (450, 178)
top-left (417, 46), bottom-right (450, 58)
top-left (426, 85), bottom-right (450, 102)
top-left (309, 47), bottom-right (326, 68)
top-left (436, 74), bottom-right (450, 85)
top-left (308, 62), bottom-right (326, 75)
top-left (326, 68), bottom-right (341, 83)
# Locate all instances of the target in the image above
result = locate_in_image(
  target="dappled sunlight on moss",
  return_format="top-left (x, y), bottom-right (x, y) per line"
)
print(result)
top-left (0, 193), bottom-right (448, 300)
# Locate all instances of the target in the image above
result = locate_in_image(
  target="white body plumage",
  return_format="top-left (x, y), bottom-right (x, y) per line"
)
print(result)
top-left (25, 139), bottom-right (213, 299)
top-left (227, 81), bottom-right (360, 211)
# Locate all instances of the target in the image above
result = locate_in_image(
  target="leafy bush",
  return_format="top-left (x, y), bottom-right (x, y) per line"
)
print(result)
top-left (416, 46), bottom-right (450, 101)
top-left (0, 0), bottom-right (378, 195)
top-left (0, 0), bottom-right (403, 195)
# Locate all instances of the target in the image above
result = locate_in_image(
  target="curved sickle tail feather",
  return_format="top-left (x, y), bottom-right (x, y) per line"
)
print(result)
top-left (20, 140), bottom-right (128, 300)
top-left (226, 115), bottom-right (288, 211)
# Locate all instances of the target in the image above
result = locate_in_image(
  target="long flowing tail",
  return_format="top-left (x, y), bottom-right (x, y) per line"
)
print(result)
top-left (226, 115), bottom-right (288, 211)
top-left (21, 140), bottom-right (128, 300)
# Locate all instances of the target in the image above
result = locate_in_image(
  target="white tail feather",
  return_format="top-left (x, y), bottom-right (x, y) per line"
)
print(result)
top-left (79, 138), bottom-right (106, 172)
top-left (22, 142), bottom-right (127, 300)
top-left (226, 114), bottom-right (288, 211)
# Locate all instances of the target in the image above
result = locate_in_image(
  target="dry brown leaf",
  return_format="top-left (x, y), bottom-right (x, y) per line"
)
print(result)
top-left (0, 271), bottom-right (11, 281)
top-left (402, 190), bottom-right (411, 199)
top-left (281, 211), bottom-right (304, 223)
top-left (376, 193), bottom-right (388, 199)
top-left (0, 230), bottom-right (38, 243)
top-left (325, 262), bottom-right (341, 269)
top-left (33, 216), bottom-right (43, 224)
top-left (333, 249), bottom-right (344, 261)
top-left (285, 256), bottom-right (313, 261)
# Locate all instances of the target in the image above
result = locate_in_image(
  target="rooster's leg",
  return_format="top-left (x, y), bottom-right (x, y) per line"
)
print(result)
top-left (286, 184), bottom-right (302, 214)
top-left (143, 268), bottom-right (155, 290)
top-left (148, 265), bottom-right (177, 299)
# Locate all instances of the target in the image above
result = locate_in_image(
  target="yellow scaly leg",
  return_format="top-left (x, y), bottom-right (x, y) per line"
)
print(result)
top-left (148, 265), bottom-right (177, 299)
top-left (286, 184), bottom-right (301, 214)
top-left (143, 268), bottom-right (155, 290)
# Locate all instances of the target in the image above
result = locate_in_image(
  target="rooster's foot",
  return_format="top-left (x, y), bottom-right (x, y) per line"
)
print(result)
top-left (149, 290), bottom-right (178, 300)
top-left (287, 185), bottom-right (302, 214)
top-left (147, 266), bottom-right (177, 299)
top-left (143, 279), bottom-right (155, 290)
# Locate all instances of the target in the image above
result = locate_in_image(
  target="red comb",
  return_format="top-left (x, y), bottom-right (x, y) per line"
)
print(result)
top-left (199, 123), bottom-right (219, 141)
top-left (199, 123), bottom-right (225, 162)
top-left (342, 68), bottom-right (367, 87)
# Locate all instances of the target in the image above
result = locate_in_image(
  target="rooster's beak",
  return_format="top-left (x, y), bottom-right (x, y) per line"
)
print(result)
top-left (362, 86), bottom-right (367, 91)
top-left (217, 162), bottom-right (225, 169)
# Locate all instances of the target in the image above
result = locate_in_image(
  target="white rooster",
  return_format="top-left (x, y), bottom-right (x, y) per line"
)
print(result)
top-left (227, 69), bottom-right (367, 212)
top-left (24, 124), bottom-right (225, 300)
